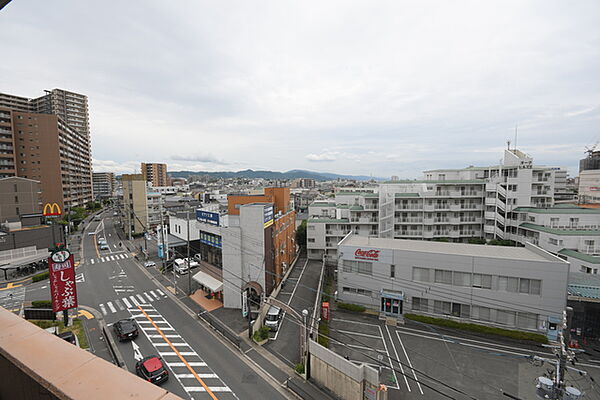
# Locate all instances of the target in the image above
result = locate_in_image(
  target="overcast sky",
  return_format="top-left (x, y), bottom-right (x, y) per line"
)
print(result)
top-left (1, 1), bottom-right (599, 178)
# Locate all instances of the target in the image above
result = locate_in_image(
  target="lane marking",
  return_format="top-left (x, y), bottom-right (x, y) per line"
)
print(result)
top-left (395, 331), bottom-right (423, 394)
top-left (177, 373), bottom-right (218, 379)
top-left (136, 305), bottom-right (220, 400)
top-left (150, 290), bottom-right (159, 299)
top-left (141, 326), bottom-right (175, 331)
top-left (167, 362), bottom-right (207, 367)
top-left (136, 294), bottom-right (146, 303)
top-left (115, 299), bottom-right (125, 311)
top-left (332, 318), bottom-right (381, 328)
top-left (99, 304), bottom-right (107, 315)
top-left (379, 325), bottom-right (402, 391)
top-left (90, 259), bottom-right (95, 264)
top-left (77, 310), bottom-right (94, 320)
top-left (107, 301), bottom-right (117, 313)
top-left (156, 289), bottom-right (165, 296)
top-left (122, 297), bottom-right (132, 308)
top-left (129, 296), bottom-right (139, 305)
top-left (144, 292), bottom-right (154, 302)
top-left (150, 334), bottom-right (180, 338)
top-left (337, 329), bottom-right (382, 339)
top-left (187, 387), bottom-right (231, 392)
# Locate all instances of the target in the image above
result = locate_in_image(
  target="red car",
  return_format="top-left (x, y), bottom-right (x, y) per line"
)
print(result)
top-left (136, 356), bottom-right (169, 385)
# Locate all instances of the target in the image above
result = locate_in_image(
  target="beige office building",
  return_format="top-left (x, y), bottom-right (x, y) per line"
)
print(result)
top-left (141, 163), bottom-right (168, 187)
top-left (122, 174), bottom-right (149, 236)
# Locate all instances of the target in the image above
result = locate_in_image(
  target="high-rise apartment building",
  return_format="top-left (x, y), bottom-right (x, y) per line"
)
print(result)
top-left (0, 102), bottom-right (93, 211)
top-left (93, 172), bottom-right (116, 199)
top-left (307, 148), bottom-right (578, 261)
top-left (141, 163), bottom-right (168, 187)
top-left (122, 174), bottom-right (149, 236)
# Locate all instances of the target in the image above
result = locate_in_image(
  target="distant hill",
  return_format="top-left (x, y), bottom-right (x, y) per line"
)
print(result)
top-left (168, 169), bottom-right (384, 181)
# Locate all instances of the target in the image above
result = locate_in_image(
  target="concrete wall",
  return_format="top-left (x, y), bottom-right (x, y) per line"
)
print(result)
top-left (309, 339), bottom-right (379, 400)
top-left (222, 226), bottom-right (243, 309)
top-left (0, 225), bottom-right (63, 252)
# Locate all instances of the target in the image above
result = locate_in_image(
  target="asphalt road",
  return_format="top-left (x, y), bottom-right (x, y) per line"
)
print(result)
top-left (23, 210), bottom-right (286, 400)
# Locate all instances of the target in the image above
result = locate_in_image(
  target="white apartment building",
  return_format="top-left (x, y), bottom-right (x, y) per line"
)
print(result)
top-left (337, 235), bottom-right (568, 341)
top-left (308, 149), bottom-right (600, 273)
top-left (578, 170), bottom-right (600, 204)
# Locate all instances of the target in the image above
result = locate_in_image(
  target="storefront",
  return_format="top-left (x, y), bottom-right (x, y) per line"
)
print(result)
top-left (380, 290), bottom-right (404, 317)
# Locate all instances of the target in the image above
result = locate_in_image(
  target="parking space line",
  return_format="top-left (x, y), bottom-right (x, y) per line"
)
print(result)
top-left (287, 258), bottom-right (308, 306)
top-left (345, 343), bottom-right (387, 353)
top-left (395, 331), bottom-right (423, 395)
top-left (385, 325), bottom-right (411, 392)
top-left (379, 325), bottom-right (402, 390)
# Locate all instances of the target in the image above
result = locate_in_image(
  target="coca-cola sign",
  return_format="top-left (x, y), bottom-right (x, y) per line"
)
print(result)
top-left (354, 248), bottom-right (380, 261)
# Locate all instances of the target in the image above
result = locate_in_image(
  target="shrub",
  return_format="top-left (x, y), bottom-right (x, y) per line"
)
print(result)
top-left (404, 314), bottom-right (548, 344)
top-left (253, 326), bottom-right (270, 342)
top-left (337, 302), bottom-right (366, 313)
top-left (318, 320), bottom-right (330, 347)
top-left (32, 271), bottom-right (49, 282)
top-left (468, 238), bottom-right (487, 245)
top-left (295, 363), bottom-right (305, 374)
top-left (31, 300), bottom-right (53, 308)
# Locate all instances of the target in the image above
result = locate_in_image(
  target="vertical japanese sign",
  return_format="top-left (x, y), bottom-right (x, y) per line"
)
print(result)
top-left (48, 250), bottom-right (78, 313)
top-left (242, 290), bottom-right (248, 318)
top-left (322, 302), bottom-right (330, 321)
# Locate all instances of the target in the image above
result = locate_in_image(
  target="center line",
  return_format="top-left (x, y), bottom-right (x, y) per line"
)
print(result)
top-left (136, 305), bottom-right (220, 400)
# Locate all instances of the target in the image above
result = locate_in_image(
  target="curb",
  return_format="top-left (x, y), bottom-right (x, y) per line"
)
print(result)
top-left (79, 305), bottom-right (127, 370)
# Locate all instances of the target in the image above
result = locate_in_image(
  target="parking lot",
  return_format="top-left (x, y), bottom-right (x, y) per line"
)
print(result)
top-left (327, 309), bottom-right (600, 400)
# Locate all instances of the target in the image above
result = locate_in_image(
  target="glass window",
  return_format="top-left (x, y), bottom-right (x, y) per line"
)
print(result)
top-left (357, 261), bottom-right (372, 275)
top-left (472, 273), bottom-right (492, 289)
top-left (530, 279), bottom-right (541, 295)
top-left (496, 310), bottom-right (516, 326)
top-left (517, 312), bottom-right (537, 330)
top-left (519, 278), bottom-right (530, 294)
top-left (473, 306), bottom-right (490, 321)
top-left (412, 297), bottom-right (428, 312)
top-left (343, 260), bottom-right (355, 273)
top-left (412, 267), bottom-right (430, 282)
top-left (434, 300), bottom-right (451, 315)
top-left (434, 269), bottom-right (453, 285)
top-left (453, 272), bottom-right (471, 287)
top-left (390, 265), bottom-right (395, 278)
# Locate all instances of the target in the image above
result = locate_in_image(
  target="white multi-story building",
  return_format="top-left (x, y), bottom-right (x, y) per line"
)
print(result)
top-left (337, 235), bottom-right (568, 341)
top-left (308, 149), bottom-right (600, 274)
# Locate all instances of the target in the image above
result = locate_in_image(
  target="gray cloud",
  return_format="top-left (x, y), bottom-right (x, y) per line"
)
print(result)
top-left (3, 1), bottom-right (600, 178)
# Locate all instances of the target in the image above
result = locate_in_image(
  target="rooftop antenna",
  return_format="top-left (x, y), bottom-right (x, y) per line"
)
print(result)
top-left (514, 124), bottom-right (518, 150)
top-left (507, 140), bottom-right (511, 150)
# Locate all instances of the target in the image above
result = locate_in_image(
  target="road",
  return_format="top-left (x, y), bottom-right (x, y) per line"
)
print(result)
top-left (22, 210), bottom-right (287, 400)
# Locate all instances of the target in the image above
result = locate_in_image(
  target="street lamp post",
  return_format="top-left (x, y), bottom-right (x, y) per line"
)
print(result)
top-left (302, 308), bottom-right (309, 375)
top-left (187, 209), bottom-right (191, 296)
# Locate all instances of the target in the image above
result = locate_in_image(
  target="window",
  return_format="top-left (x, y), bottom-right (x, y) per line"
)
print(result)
top-left (412, 297), bottom-right (428, 312)
top-left (307, 238), bottom-right (315, 243)
top-left (499, 276), bottom-right (519, 292)
top-left (412, 267), bottom-right (431, 282)
top-left (472, 306), bottom-right (491, 321)
top-left (495, 310), bottom-right (516, 326)
top-left (343, 260), bottom-right (356, 273)
top-left (516, 312), bottom-right (537, 330)
top-left (390, 265), bottom-right (395, 278)
top-left (434, 300), bottom-right (451, 315)
top-left (434, 269), bottom-right (453, 285)
top-left (357, 261), bottom-right (372, 275)
top-left (472, 273), bottom-right (492, 289)
top-left (453, 272), bottom-right (471, 287)
top-left (342, 287), bottom-right (371, 297)
top-left (452, 303), bottom-right (470, 318)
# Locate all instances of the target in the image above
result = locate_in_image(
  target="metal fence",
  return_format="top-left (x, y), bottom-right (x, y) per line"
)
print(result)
top-left (197, 311), bottom-right (241, 349)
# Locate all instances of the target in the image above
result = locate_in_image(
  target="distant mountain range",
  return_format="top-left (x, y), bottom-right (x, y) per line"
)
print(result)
top-left (168, 169), bottom-right (385, 181)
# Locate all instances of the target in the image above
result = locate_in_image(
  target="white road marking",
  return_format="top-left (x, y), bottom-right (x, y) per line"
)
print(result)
top-left (120, 254), bottom-right (126, 259)
top-left (187, 387), bottom-right (231, 392)
top-left (154, 343), bottom-right (189, 347)
top-left (333, 318), bottom-right (381, 327)
top-left (115, 299), bottom-right (125, 311)
top-left (90, 259), bottom-right (95, 264)
top-left (107, 301), bottom-right (117, 313)
top-left (100, 257), bottom-right (105, 262)
top-left (158, 351), bottom-right (197, 356)
top-left (124, 253), bottom-right (129, 258)
top-left (379, 325), bottom-right (401, 390)
top-left (176, 373), bottom-right (218, 379)
top-left (141, 326), bottom-right (175, 331)
top-left (122, 297), bottom-right (132, 308)
top-left (150, 290), bottom-right (159, 299)
top-left (156, 289), bottom-right (165, 296)
top-left (167, 362), bottom-right (207, 367)
top-left (99, 304), bottom-right (107, 315)
top-left (144, 292), bottom-right (154, 302)
top-left (385, 325), bottom-right (409, 392)
top-left (136, 294), bottom-right (146, 303)
top-left (129, 296), bottom-right (139, 305)
top-left (336, 329), bottom-right (381, 339)
top-left (395, 330), bottom-right (424, 395)
top-left (149, 334), bottom-right (180, 338)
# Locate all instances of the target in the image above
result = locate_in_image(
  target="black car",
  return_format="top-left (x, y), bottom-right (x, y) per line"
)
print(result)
top-left (113, 318), bottom-right (139, 341)
top-left (58, 331), bottom-right (77, 345)
top-left (136, 356), bottom-right (169, 385)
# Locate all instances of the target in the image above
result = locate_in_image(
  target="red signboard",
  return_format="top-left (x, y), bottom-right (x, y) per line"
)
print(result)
top-left (322, 302), bottom-right (330, 321)
top-left (49, 254), bottom-right (78, 313)
top-left (354, 248), bottom-right (380, 261)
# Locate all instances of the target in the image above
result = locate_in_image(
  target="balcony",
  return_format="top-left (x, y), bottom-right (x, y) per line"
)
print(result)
top-left (434, 204), bottom-right (450, 210)
top-left (484, 225), bottom-right (495, 234)
top-left (433, 218), bottom-right (450, 223)
top-left (433, 230), bottom-right (450, 237)
top-left (397, 230), bottom-right (423, 237)
top-left (396, 217), bottom-right (423, 223)
top-left (459, 191), bottom-right (482, 197)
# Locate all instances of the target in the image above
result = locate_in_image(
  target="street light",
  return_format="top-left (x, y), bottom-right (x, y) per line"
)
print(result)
top-left (302, 308), bottom-right (309, 375)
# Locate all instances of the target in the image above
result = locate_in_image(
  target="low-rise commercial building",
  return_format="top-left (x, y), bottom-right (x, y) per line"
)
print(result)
top-left (337, 235), bottom-right (569, 340)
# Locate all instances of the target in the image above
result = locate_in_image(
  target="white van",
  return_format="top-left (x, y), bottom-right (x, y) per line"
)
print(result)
top-left (173, 258), bottom-right (189, 274)
top-left (264, 306), bottom-right (283, 331)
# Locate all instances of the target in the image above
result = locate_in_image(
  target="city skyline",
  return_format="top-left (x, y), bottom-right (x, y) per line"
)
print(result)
top-left (1, 1), bottom-right (599, 178)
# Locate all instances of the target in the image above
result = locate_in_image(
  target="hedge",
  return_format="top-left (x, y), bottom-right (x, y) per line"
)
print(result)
top-left (318, 320), bottom-right (330, 347)
top-left (32, 271), bottom-right (49, 282)
top-left (253, 326), bottom-right (270, 342)
top-left (404, 313), bottom-right (548, 344)
top-left (337, 302), bottom-right (366, 313)
top-left (31, 300), bottom-right (52, 308)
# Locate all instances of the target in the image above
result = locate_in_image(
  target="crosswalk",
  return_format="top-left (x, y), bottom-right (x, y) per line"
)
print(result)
top-left (89, 253), bottom-right (129, 264)
top-left (99, 289), bottom-right (167, 316)
top-left (132, 304), bottom-right (236, 399)
top-left (0, 286), bottom-right (25, 314)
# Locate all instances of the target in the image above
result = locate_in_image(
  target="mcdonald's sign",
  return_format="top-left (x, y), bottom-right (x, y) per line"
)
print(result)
top-left (43, 202), bottom-right (62, 216)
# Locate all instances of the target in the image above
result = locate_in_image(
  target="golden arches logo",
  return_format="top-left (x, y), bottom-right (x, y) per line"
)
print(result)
top-left (43, 203), bottom-right (62, 216)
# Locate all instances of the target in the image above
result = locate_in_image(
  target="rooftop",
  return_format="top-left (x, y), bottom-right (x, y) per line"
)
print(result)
top-left (382, 180), bottom-right (486, 184)
top-left (339, 235), bottom-right (562, 263)
top-left (558, 249), bottom-right (600, 264)
top-left (568, 272), bottom-right (600, 300)
top-left (514, 205), bottom-right (600, 214)
top-left (520, 223), bottom-right (600, 236)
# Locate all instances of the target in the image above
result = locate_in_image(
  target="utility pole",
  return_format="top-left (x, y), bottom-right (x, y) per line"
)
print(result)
top-left (187, 209), bottom-right (191, 295)
top-left (159, 199), bottom-right (166, 273)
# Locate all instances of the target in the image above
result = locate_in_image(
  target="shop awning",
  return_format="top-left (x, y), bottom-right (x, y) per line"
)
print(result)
top-left (192, 270), bottom-right (223, 292)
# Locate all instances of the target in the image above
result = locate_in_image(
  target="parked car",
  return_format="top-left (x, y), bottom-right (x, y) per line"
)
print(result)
top-left (184, 258), bottom-right (199, 269)
top-left (144, 261), bottom-right (156, 268)
top-left (94, 215), bottom-right (101, 221)
top-left (100, 244), bottom-right (109, 251)
top-left (135, 356), bottom-right (169, 385)
top-left (264, 305), bottom-right (283, 331)
top-left (113, 319), bottom-right (139, 341)
top-left (173, 258), bottom-right (189, 274)
top-left (58, 331), bottom-right (77, 345)
top-left (97, 237), bottom-right (106, 245)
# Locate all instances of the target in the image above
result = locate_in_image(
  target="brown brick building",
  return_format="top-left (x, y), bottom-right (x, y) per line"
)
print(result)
top-left (141, 162), bottom-right (168, 187)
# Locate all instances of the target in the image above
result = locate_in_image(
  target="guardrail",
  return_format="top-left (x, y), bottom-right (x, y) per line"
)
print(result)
top-left (197, 311), bottom-right (241, 349)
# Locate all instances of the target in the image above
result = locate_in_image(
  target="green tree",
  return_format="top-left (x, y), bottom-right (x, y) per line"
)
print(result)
top-left (296, 220), bottom-right (307, 249)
